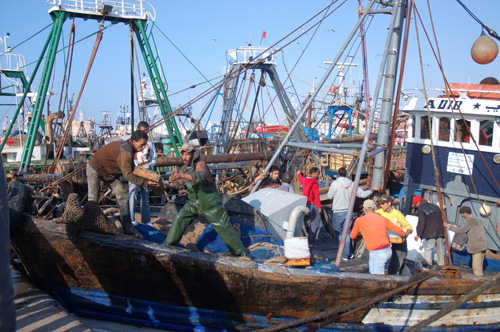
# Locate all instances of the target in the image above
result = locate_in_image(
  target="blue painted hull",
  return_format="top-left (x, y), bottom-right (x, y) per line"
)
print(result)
top-left (406, 142), bottom-right (500, 200)
top-left (54, 286), bottom-right (500, 331)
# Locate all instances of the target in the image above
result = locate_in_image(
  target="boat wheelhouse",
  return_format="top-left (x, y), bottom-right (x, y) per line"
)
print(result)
top-left (403, 83), bottom-right (500, 251)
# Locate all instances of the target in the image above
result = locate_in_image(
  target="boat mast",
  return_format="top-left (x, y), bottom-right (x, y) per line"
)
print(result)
top-left (335, 0), bottom-right (408, 266)
top-left (251, 0), bottom-right (378, 193)
top-left (371, 0), bottom-right (407, 188)
top-left (17, 0), bottom-right (183, 173)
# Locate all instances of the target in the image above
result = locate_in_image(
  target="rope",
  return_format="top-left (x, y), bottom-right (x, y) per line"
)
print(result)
top-left (8, 23), bottom-right (53, 53)
top-left (22, 23), bottom-right (114, 69)
top-left (152, 22), bottom-right (213, 88)
top-left (56, 21), bottom-right (75, 121)
top-left (413, 4), bottom-right (500, 241)
top-left (150, 0), bottom-right (348, 132)
top-left (413, 2), bottom-right (453, 265)
top-left (455, 0), bottom-right (500, 41)
top-left (52, 21), bottom-right (105, 172)
top-left (225, 72), bottom-right (253, 153)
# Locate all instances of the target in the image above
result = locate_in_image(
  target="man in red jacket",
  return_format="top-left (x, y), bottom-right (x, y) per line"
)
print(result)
top-left (297, 167), bottom-right (322, 243)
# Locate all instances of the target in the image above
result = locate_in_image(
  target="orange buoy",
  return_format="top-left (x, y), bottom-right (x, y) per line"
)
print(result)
top-left (471, 32), bottom-right (498, 64)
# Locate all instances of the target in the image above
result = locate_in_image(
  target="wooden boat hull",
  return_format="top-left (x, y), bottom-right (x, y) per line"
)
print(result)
top-left (10, 216), bottom-right (500, 330)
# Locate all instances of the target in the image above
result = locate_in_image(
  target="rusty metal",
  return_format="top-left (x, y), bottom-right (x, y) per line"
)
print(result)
top-left (325, 135), bottom-right (366, 144)
top-left (441, 265), bottom-right (461, 279)
top-left (18, 174), bottom-right (63, 183)
top-left (259, 272), bottom-right (437, 332)
top-left (9, 213), bottom-right (500, 330)
top-left (383, 0), bottom-right (413, 190)
top-left (52, 20), bottom-right (104, 171)
top-left (39, 164), bottom-right (86, 192)
top-left (155, 151), bottom-right (274, 167)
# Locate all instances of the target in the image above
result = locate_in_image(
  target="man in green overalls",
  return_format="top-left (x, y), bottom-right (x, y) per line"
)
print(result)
top-left (164, 143), bottom-right (246, 256)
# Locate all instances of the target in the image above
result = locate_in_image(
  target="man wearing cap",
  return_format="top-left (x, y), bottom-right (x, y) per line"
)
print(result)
top-left (376, 195), bottom-right (413, 275)
top-left (164, 143), bottom-right (247, 256)
top-left (351, 200), bottom-right (406, 274)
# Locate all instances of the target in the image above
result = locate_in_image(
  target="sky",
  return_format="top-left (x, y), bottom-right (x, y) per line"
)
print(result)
top-left (1, 0), bottom-right (500, 131)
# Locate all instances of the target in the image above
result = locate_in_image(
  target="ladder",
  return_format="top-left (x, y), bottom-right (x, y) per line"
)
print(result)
top-left (132, 20), bottom-right (182, 156)
top-left (216, 64), bottom-right (241, 154)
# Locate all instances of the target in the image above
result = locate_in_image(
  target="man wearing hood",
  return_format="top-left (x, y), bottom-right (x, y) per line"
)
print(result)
top-left (327, 167), bottom-right (373, 260)
top-left (415, 194), bottom-right (445, 267)
top-left (164, 143), bottom-right (246, 256)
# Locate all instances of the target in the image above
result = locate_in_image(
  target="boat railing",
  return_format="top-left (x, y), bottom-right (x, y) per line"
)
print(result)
top-left (226, 46), bottom-right (275, 65)
top-left (0, 52), bottom-right (26, 72)
top-left (46, 0), bottom-right (157, 21)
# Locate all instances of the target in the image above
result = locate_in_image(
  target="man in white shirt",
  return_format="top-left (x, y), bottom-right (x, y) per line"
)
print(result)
top-left (128, 121), bottom-right (157, 225)
top-left (327, 167), bottom-right (373, 260)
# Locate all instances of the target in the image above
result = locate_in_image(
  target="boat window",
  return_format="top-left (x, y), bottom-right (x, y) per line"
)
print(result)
top-left (479, 120), bottom-right (493, 146)
top-left (438, 117), bottom-right (450, 141)
top-left (454, 119), bottom-right (471, 143)
top-left (420, 115), bottom-right (430, 139)
top-left (409, 115), bottom-right (415, 138)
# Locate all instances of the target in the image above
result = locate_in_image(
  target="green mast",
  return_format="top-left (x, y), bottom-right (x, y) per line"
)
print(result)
top-left (132, 20), bottom-right (182, 157)
top-left (19, 11), bottom-right (67, 173)
top-left (17, 1), bottom-right (182, 172)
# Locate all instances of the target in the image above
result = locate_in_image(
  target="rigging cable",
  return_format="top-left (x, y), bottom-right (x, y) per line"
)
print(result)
top-left (56, 20), bottom-right (75, 121)
top-left (52, 20), bottom-right (105, 171)
top-left (414, 3), bottom-right (500, 241)
top-left (413, 4), bottom-right (500, 195)
top-left (7, 23), bottom-right (53, 53)
top-left (225, 72), bottom-right (253, 153)
top-left (21, 23), bottom-right (114, 69)
top-left (245, 72), bottom-right (265, 139)
top-left (151, 0), bottom-right (348, 132)
top-left (152, 22), bottom-right (214, 88)
top-left (413, 1), bottom-right (453, 265)
top-left (455, 0), bottom-right (500, 41)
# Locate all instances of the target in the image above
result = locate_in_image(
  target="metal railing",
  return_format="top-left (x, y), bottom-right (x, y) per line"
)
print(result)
top-left (0, 53), bottom-right (26, 72)
top-left (46, 0), bottom-right (156, 21)
top-left (226, 46), bottom-right (275, 65)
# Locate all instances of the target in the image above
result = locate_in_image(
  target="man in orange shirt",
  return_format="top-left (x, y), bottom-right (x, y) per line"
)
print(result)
top-left (350, 199), bottom-right (408, 274)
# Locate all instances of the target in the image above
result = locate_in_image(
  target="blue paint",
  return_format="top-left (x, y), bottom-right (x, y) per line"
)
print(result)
top-left (451, 248), bottom-right (500, 272)
top-left (135, 223), bottom-right (166, 243)
top-left (52, 286), bottom-right (500, 331)
top-left (406, 142), bottom-right (499, 199)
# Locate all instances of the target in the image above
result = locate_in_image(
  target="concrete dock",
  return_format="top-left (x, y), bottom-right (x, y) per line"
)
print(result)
top-left (13, 267), bottom-right (91, 332)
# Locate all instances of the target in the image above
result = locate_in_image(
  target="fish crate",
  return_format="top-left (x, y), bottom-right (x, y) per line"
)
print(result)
top-left (285, 257), bottom-right (311, 267)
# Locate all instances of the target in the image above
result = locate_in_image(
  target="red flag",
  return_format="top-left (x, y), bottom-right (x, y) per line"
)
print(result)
top-left (262, 31), bottom-right (267, 39)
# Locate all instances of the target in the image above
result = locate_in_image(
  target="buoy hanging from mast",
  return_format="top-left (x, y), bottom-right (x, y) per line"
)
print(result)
top-left (471, 31), bottom-right (498, 64)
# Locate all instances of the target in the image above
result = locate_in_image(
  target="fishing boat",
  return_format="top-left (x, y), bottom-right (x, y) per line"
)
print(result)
top-left (5, 0), bottom-right (500, 330)
top-left (402, 83), bottom-right (500, 252)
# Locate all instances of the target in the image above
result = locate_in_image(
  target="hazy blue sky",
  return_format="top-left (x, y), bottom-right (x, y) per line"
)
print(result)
top-left (1, 0), bottom-right (499, 129)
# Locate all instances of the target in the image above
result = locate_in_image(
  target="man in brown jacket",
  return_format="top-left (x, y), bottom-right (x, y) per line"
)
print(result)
top-left (87, 130), bottom-right (152, 234)
top-left (445, 206), bottom-right (488, 276)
